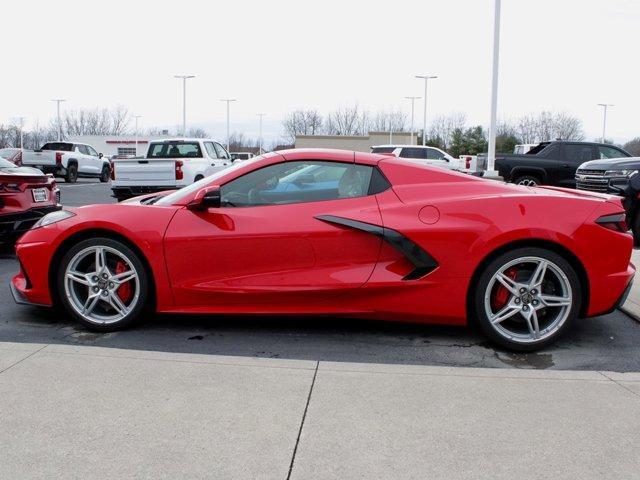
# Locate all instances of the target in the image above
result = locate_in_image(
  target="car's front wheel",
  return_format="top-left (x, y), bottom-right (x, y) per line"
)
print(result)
top-left (56, 238), bottom-right (149, 331)
top-left (474, 247), bottom-right (581, 351)
top-left (100, 165), bottom-right (110, 183)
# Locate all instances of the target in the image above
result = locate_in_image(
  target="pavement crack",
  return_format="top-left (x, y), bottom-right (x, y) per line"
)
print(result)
top-left (0, 344), bottom-right (48, 375)
top-left (287, 360), bottom-right (319, 480)
top-left (598, 371), bottom-right (640, 401)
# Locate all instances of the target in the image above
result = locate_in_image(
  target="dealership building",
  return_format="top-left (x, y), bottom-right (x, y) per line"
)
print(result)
top-left (67, 134), bottom-right (171, 158)
top-left (295, 131), bottom-right (416, 152)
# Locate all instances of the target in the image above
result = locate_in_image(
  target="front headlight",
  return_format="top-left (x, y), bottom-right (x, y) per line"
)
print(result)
top-left (604, 169), bottom-right (639, 178)
top-left (32, 210), bottom-right (76, 229)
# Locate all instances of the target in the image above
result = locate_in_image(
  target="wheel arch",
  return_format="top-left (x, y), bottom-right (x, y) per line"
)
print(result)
top-left (510, 167), bottom-right (547, 183)
top-left (466, 238), bottom-right (590, 322)
top-left (48, 228), bottom-right (157, 310)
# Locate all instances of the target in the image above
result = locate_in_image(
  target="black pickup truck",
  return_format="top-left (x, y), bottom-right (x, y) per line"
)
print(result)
top-left (495, 141), bottom-right (631, 188)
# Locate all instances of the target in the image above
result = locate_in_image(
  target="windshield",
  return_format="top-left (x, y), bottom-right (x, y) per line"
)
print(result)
top-left (0, 157), bottom-right (17, 168)
top-left (148, 141), bottom-right (203, 158)
top-left (155, 156), bottom-right (264, 206)
top-left (526, 143), bottom-right (550, 155)
top-left (0, 148), bottom-right (18, 159)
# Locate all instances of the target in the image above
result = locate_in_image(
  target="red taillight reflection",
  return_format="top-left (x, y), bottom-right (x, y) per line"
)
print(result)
top-left (175, 160), bottom-right (184, 180)
top-left (55, 152), bottom-right (63, 165)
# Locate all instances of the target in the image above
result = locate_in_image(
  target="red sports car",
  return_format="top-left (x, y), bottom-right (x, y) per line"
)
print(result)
top-left (1, 157), bottom-right (60, 247)
top-left (11, 149), bottom-right (635, 350)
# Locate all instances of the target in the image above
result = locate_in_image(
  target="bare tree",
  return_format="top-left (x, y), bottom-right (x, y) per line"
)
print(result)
top-left (324, 104), bottom-right (369, 136)
top-left (427, 113), bottom-right (467, 149)
top-left (514, 111), bottom-right (584, 143)
top-left (187, 127), bottom-right (209, 138)
top-left (60, 106), bottom-right (132, 136)
top-left (371, 109), bottom-right (408, 133)
top-left (623, 137), bottom-right (640, 156)
top-left (282, 109), bottom-right (323, 143)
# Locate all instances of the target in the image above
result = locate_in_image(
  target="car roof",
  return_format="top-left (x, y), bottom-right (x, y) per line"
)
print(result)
top-left (149, 138), bottom-right (220, 143)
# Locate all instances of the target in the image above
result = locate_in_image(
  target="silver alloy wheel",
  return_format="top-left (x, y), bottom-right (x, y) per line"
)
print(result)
top-left (64, 245), bottom-right (140, 325)
top-left (517, 178), bottom-right (538, 186)
top-left (484, 256), bottom-right (572, 344)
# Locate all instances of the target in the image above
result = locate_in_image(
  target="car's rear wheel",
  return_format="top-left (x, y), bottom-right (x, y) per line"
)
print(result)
top-left (56, 238), bottom-right (149, 332)
top-left (100, 165), bottom-right (110, 183)
top-left (65, 163), bottom-right (78, 183)
top-left (474, 247), bottom-right (581, 351)
top-left (514, 175), bottom-right (540, 187)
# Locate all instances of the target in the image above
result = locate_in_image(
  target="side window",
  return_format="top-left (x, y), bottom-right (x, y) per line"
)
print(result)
top-left (214, 143), bottom-right (230, 159)
top-left (426, 148), bottom-right (445, 160)
top-left (400, 148), bottom-right (428, 160)
top-left (220, 161), bottom-right (374, 207)
top-left (86, 146), bottom-right (99, 157)
top-left (539, 144), bottom-right (559, 158)
top-left (563, 144), bottom-right (597, 164)
top-left (77, 145), bottom-right (89, 155)
top-left (599, 146), bottom-right (627, 159)
top-left (203, 142), bottom-right (218, 158)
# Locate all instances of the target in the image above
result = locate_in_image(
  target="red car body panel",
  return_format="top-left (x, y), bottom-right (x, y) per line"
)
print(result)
top-left (12, 149), bottom-right (635, 326)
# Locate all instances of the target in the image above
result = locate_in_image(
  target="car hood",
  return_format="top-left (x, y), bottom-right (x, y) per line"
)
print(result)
top-left (0, 166), bottom-right (46, 178)
top-left (578, 158), bottom-right (640, 171)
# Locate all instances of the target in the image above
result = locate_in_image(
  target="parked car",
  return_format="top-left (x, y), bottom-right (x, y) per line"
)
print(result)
top-left (371, 145), bottom-right (461, 170)
top-left (11, 149), bottom-right (634, 351)
top-left (496, 141), bottom-right (631, 187)
top-left (111, 138), bottom-right (232, 201)
top-left (0, 157), bottom-right (60, 247)
top-left (230, 152), bottom-right (255, 162)
top-left (576, 157), bottom-right (640, 244)
top-left (0, 148), bottom-right (23, 165)
top-left (21, 142), bottom-right (111, 183)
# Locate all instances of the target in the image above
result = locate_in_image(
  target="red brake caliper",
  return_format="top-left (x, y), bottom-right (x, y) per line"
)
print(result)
top-left (115, 261), bottom-right (133, 303)
top-left (491, 267), bottom-right (517, 311)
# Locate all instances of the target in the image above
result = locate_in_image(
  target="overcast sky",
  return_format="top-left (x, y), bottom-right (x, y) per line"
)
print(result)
top-left (2, 0), bottom-right (639, 143)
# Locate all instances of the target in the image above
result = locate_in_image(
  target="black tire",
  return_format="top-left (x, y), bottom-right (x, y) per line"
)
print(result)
top-left (100, 164), bottom-right (110, 183)
top-left (513, 175), bottom-right (540, 187)
top-left (56, 237), bottom-right (150, 332)
top-left (65, 163), bottom-right (78, 183)
top-left (473, 247), bottom-right (582, 352)
top-left (632, 211), bottom-right (640, 247)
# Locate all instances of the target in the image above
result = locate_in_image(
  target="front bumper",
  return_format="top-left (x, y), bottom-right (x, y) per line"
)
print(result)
top-left (112, 185), bottom-right (178, 200)
top-left (0, 205), bottom-right (61, 245)
top-left (10, 278), bottom-right (50, 307)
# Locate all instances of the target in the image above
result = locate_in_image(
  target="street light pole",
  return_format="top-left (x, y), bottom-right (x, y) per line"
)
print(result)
top-left (133, 115), bottom-right (142, 155)
top-left (51, 99), bottom-right (66, 141)
top-left (220, 99), bottom-right (237, 151)
top-left (415, 75), bottom-right (437, 146)
top-left (405, 96), bottom-right (421, 144)
top-left (174, 75), bottom-right (195, 137)
top-left (257, 113), bottom-right (266, 154)
top-left (16, 117), bottom-right (25, 150)
top-left (598, 103), bottom-right (614, 143)
top-left (486, 0), bottom-right (501, 176)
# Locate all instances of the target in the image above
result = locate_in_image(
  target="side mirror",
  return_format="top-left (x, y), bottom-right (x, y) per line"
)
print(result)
top-left (187, 186), bottom-right (221, 210)
top-left (98, 153), bottom-right (103, 159)
top-left (609, 178), bottom-right (631, 197)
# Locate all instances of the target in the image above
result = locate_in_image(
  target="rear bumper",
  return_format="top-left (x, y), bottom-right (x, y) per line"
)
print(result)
top-left (0, 205), bottom-right (61, 245)
top-left (112, 185), bottom-right (178, 200)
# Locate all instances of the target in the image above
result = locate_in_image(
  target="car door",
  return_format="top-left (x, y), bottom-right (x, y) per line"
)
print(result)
top-left (163, 159), bottom-right (384, 307)
top-left (425, 148), bottom-right (450, 169)
top-left (85, 145), bottom-right (102, 173)
top-left (559, 144), bottom-right (598, 187)
top-left (74, 145), bottom-right (91, 174)
top-left (202, 142), bottom-right (221, 176)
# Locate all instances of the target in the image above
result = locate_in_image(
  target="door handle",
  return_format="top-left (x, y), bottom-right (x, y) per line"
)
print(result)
top-left (561, 164), bottom-right (570, 168)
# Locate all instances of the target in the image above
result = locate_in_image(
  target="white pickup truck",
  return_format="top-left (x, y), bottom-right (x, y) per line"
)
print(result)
top-left (21, 142), bottom-right (111, 183)
top-left (111, 138), bottom-right (232, 201)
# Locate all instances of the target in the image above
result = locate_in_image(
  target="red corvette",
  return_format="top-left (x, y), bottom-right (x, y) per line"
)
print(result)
top-left (1, 157), bottom-right (60, 247)
top-left (11, 149), bottom-right (635, 350)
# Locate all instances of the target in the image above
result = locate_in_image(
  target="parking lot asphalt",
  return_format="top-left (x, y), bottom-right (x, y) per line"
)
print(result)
top-left (1, 181), bottom-right (639, 372)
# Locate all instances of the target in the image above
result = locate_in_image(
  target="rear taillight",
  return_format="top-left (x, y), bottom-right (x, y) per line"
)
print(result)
top-left (175, 160), bottom-right (184, 180)
top-left (110, 161), bottom-right (115, 180)
top-left (55, 151), bottom-right (63, 165)
top-left (596, 213), bottom-right (629, 233)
